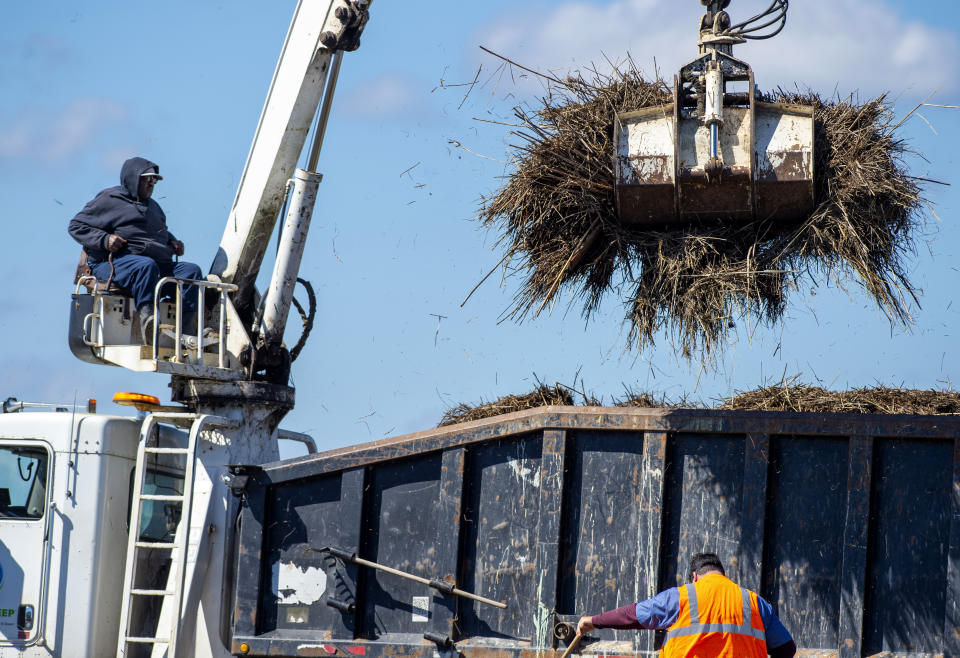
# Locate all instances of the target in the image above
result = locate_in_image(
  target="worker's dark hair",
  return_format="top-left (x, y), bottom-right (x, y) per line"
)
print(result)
top-left (689, 553), bottom-right (725, 580)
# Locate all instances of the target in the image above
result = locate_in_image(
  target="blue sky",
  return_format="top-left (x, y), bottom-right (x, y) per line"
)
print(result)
top-left (1, 0), bottom-right (958, 456)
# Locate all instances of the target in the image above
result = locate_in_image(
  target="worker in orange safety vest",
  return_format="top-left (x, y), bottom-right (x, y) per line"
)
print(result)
top-left (577, 553), bottom-right (796, 658)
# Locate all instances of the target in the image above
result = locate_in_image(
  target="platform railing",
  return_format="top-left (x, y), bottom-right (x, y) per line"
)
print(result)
top-left (150, 277), bottom-right (239, 369)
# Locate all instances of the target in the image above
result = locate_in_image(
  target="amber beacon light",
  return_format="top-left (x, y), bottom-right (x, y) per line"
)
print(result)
top-left (112, 392), bottom-right (162, 411)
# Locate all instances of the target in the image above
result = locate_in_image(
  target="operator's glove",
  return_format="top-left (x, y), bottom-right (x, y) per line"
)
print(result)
top-left (107, 234), bottom-right (128, 252)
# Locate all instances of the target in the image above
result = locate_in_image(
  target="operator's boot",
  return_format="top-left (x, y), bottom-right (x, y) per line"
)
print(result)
top-left (140, 307), bottom-right (176, 349)
top-left (180, 310), bottom-right (198, 337)
top-left (162, 309), bottom-right (219, 351)
top-left (138, 307), bottom-right (155, 346)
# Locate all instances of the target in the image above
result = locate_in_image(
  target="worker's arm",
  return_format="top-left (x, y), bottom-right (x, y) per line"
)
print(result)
top-left (69, 189), bottom-right (126, 255)
top-left (577, 605), bottom-right (640, 633)
top-left (768, 639), bottom-right (796, 658)
top-left (577, 588), bottom-right (681, 635)
top-left (68, 209), bottom-right (112, 252)
top-left (70, 219), bottom-right (126, 254)
top-left (756, 595), bottom-right (796, 658)
top-left (164, 221), bottom-right (184, 256)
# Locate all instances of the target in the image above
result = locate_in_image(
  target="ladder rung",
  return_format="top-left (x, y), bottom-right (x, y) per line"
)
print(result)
top-left (135, 541), bottom-right (179, 549)
top-left (130, 588), bottom-right (174, 596)
top-left (139, 494), bottom-right (185, 502)
top-left (124, 637), bottom-right (170, 644)
top-left (144, 447), bottom-right (190, 454)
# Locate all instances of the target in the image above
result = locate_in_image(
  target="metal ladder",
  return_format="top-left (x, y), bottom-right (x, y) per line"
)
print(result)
top-left (116, 412), bottom-right (230, 657)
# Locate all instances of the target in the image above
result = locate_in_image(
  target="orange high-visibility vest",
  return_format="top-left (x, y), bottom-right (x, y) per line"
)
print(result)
top-left (661, 574), bottom-right (767, 658)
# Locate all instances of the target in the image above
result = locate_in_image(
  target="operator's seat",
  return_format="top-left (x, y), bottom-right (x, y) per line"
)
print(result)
top-left (70, 248), bottom-right (145, 362)
top-left (73, 249), bottom-right (131, 296)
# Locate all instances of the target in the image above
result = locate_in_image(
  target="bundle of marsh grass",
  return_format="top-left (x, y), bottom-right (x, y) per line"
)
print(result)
top-left (479, 67), bottom-right (672, 323)
top-left (479, 63), bottom-right (926, 361)
top-left (437, 384), bottom-right (574, 427)
top-left (719, 381), bottom-right (960, 415)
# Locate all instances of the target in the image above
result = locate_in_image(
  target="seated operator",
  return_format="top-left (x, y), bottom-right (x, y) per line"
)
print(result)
top-left (68, 156), bottom-right (203, 343)
top-left (577, 552), bottom-right (797, 658)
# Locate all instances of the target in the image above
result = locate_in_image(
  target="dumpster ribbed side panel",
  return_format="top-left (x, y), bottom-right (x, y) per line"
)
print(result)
top-left (229, 407), bottom-right (960, 657)
top-left (862, 438), bottom-right (952, 653)
top-left (459, 435), bottom-right (543, 641)
top-left (557, 430), bottom-right (647, 620)
top-left (258, 472), bottom-right (343, 633)
top-left (763, 436), bottom-right (847, 649)
top-left (360, 454), bottom-right (443, 639)
top-left (660, 433), bottom-right (746, 588)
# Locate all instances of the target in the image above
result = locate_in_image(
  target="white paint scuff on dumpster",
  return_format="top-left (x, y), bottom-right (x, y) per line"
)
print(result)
top-left (272, 561), bottom-right (327, 605)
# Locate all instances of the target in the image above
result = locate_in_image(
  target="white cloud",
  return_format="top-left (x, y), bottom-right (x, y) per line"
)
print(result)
top-left (338, 74), bottom-right (432, 120)
top-left (101, 147), bottom-right (139, 173)
top-left (0, 98), bottom-right (127, 165)
top-left (0, 121), bottom-right (31, 158)
top-left (474, 0), bottom-right (958, 97)
top-left (47, 99), bottom-right (126, 161)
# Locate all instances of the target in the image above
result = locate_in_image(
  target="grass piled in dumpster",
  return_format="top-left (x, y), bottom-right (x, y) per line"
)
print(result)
top-left (437, 384), bottom-right (575, 427)
top-left (478, 61), bottom-right (926, 361)
top-left (719, 380), bottom-right (960, 415)
top-left (615, 390), bottom-right (690, 409)
top-left (438, 380), bottom-right (959, 426)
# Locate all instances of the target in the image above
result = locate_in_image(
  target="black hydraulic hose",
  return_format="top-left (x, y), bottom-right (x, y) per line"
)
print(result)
top-left (725, 0), bottom-right (784, 30)
top-left (289, 277), bottom-right (316, 362)
top-left (723, 0), bottom-right (788, 40)
top-left (737, 12), bottom-right (787, 35)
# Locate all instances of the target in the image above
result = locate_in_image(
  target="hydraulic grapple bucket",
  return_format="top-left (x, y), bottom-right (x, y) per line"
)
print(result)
top-left (614, 54), bottom-right (815, 227)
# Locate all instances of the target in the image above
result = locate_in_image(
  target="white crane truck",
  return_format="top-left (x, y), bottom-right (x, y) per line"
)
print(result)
top-left (1, 1), bottom-right (371, 655)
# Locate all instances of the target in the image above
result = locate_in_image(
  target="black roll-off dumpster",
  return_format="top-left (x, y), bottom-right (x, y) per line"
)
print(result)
top-left (226, 406), bottom-right (960, 657)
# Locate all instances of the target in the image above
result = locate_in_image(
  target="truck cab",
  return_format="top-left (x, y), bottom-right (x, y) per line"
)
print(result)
top-left (0, 404), bottom-right (188, 656)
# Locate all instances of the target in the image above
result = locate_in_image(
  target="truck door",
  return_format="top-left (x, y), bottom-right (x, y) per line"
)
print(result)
top-left (0, 440), bottom-right (52, 646)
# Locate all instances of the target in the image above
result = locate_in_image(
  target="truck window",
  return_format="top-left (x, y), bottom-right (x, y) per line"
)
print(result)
top-left (0, 445), bottom-right (48, 519)
top-left (129, 466), bottom-right (185, 542)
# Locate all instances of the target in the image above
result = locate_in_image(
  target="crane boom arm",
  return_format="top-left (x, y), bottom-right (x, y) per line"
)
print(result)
top-left (209, 0), bottom-right (370, 324)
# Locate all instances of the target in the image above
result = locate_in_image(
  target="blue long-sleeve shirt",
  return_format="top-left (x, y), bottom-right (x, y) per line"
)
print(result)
top-left (592, 585), bottom-right (793, 650)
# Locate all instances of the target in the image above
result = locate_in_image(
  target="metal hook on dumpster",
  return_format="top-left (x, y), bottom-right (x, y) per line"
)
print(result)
top-left (326, 597), bottom-right (355, 614)
top-left (423, 632), bottom-right (453, 649)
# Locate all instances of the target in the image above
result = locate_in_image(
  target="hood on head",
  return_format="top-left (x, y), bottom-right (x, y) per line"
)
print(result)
top-left (120, 157), bottom-right (161, 200)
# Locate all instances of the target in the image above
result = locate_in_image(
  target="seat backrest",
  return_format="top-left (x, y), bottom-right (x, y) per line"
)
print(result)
top-left (74, 248), bottom-right (93, 284)
top-left (74, 249), bottom-right (129, 295)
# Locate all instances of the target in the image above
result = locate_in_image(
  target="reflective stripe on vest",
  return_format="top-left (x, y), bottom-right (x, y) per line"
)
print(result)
top-left (664, 584), bottom-right (766, 642)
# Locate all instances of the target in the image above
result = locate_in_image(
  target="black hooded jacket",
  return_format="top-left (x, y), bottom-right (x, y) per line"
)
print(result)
top-left (68, 156), bottom-right (179, 265)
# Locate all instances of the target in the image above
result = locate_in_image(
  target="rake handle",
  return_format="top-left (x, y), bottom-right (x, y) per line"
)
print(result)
top-left (560, 632), bottom-right (583, 658)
